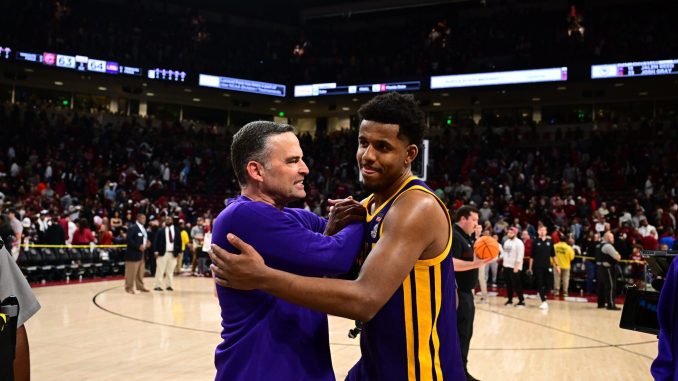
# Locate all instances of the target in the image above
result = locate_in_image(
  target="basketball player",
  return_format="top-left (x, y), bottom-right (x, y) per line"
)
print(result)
top-left (211, 92), bottom-right (466, 380)
top-left (210, 121), bottom-right (366, 381)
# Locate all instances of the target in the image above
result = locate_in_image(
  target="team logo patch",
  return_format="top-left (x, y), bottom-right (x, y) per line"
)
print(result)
top-left (371, 223), bottom-right (380, 239)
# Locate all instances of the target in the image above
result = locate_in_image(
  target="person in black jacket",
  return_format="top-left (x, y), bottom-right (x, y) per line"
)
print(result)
top-left (145, 218), bottom-right (161, 276)
top-left (451, 205), bottom-right (495, 381)
top-left (125, 213), bottom-right (150, 294)
top-left (152, 216), bottom-right (182, 291)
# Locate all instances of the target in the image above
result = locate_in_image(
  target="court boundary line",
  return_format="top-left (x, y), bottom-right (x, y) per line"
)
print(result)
top-left (91, 285), bottom-right (657, 358)
top-left (92, 285), bottom-right (221, 334)
top-left (476, 305), bottom-right (656, 360)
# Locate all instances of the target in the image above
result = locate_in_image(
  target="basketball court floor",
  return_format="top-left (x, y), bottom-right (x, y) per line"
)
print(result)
top-left (26, 277), bottom-right (657, 380)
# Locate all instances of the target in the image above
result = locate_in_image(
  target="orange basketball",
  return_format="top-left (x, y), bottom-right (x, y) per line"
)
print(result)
top-left (473, 235), bottom-right (500, 260)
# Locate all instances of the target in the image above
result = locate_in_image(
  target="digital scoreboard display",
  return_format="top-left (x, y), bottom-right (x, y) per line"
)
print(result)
top-left (15, 51), bottom-right (141, 76)
top-left (591, 59), bottom-right (678, 79)
top-left (294, 81), bottom-right (420, 97)
top-left (431, 67), bottom-right (568, 89)
top-left (199, 74), bottom-right (286, 97)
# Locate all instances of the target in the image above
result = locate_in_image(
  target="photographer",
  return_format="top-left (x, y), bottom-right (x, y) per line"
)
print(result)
top-left (651, 256), bottom-right (677, 380)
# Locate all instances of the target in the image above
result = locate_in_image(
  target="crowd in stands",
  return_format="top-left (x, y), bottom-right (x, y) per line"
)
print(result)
top-left (0, 98), bottom-right (677, 289)
top-left (1, 0), bottom-right (676, 84)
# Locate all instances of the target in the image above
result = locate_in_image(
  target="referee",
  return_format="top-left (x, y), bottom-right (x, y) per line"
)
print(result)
top-left (452, 205), bottom-right (494, 381)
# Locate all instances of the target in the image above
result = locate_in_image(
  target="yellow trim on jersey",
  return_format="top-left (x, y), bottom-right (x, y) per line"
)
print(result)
top-left (386, 184), bottom-right (452, 267)
top-left (432, 263), bottom-right (444, 381)
top-left (364, 176), bottom-right (418, 222)
top-left (415, 265), bottom-right (434, 380)
top-left (403, 274), bottom-right (416, 381)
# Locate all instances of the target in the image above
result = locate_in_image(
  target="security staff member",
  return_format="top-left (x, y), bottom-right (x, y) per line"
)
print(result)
top-left (528, 225), bottom-right (558, 310)
top-left (596, 232), bottom-right (621, 310)
top-left (451, 205), bottom-right (493, 381)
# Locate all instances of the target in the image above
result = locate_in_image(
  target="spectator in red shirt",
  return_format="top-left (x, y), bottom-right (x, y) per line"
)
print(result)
top-left (71, 218), bottom-right (96, 245)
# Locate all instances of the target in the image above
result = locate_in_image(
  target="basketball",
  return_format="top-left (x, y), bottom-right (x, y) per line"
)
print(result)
top-left (474, 236), bottom-right (500, 260)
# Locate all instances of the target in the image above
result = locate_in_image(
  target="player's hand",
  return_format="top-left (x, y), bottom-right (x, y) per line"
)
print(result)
top-left (324, 197), bottom-right (366, 236)
top-left (526, 269), bottom-right (533, 276)
top-left (555, 266), bottom-right (561, 275)
top-left (209, 234), bottom-right (267, 290)
top-left (513, 267), bottom-right (520, 273)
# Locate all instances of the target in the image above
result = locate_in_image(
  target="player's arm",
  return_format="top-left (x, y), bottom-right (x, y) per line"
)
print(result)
top-left (210, 191), bottom-right (443, 322)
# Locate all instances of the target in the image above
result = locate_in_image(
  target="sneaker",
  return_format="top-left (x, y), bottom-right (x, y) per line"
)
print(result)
top-left (166, 287), bottom-right (174, 291)
top-left (154, 287), bottom-right (163, 291)
top-left (562, 292), bottom-right (568, 298)
top-left (606, 306), bottom-right (620, 311)
top-left (515, 301), bottom-right (526, 308)
top-left (539, 301), bottom-right (549, 310)
top-left (504, 300), bottom-right (513, 306)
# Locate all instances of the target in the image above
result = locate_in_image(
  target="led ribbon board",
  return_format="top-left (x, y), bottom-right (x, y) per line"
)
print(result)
top-left (199, 74), bottom-right (286, 97)
top-left (431, 67), bottom-right (568, 89)
top-left (591, 59), bottom-right (678, 79)
top-left (293, 81), bottom-right (420, 97)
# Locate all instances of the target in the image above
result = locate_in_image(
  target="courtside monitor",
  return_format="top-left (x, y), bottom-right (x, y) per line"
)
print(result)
top-left (430, 67), bottom-right (568, 89)
top-left (591, 59), bottom-right (678, 79)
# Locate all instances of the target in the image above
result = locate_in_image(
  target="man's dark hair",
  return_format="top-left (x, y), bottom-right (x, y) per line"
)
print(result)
top-left (455, 205), bottom-right (479, 222)
top-left (357, 92), bottom-right (425, 146)
top-left (231, 121), bottom-right (295, 187)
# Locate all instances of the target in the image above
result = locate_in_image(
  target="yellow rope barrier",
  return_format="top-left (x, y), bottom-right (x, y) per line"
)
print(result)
top-left (19, 244), bottom-right (127, 249)
top-left (574, 255), bottom-right (645, 264)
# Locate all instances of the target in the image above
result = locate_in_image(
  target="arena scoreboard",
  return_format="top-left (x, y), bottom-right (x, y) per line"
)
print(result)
top-left (294, 81), bottom-right (420, 97)
top-left (15, 51), bottom-right (142, 76)
top-left (591, 59), bottom-right (678, 79)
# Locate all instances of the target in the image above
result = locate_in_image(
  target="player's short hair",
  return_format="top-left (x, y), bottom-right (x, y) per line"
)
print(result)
top-left (358, 92), bottom-right (425, 146)
top-left (231, 121), bottom-right (295, 187)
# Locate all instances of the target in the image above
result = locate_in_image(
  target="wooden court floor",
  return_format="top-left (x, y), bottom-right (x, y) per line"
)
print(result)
top-left (26, 277), bottom-right (658, 380)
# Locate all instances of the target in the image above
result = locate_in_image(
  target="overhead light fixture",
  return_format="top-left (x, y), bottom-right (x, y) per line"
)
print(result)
top-left (270, 107), bottom-right (277, 111)
top-left (146, 92), bottom-right (155, 96)
top-left (352, 98), bottom-right (358, 102)
top-left (97, 86), bottom-right (107, 91)
top-left (222, 93), bottom-right (230, 97)
top-left (24, 68), bottom-right (34, 73)
top-left (184, 88), bottom-right (192, 93)
top-left (639, 91), bottom-right (648, 96)
top-left (341, 107), bottom-right (350, 111)
top-left (433, 102), bottom-right (441, 106)
top-left (614, 83), bottom-right (624, 87)
top-left (192, 98), bottom-right (201, 102)
top-left (557, 86), bottom-right (566, 91)
top-left (54, 81), bottom-right (63, 86)
top-left (531, 97), bottom-right (541, 101)
top-left (309, 100), bottom-right (316, 104)
top-left (441, 93), bottom-right (449, 97)
top-left (303, 109), bottom-right (311, 113)
top-left (274, 99), bottom-right (282, 104)
top-left (141, 82), bottom-right (148, 87)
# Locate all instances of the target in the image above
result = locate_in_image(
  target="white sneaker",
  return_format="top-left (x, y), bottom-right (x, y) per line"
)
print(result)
top-left (539, 301), bottom-right (549, 310)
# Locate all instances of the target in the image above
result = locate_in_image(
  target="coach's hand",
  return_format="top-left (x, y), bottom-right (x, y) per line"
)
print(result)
top-left (210, 234), bottom-right (267, 290)
top-left (324, 197), bottom-right (366, 236)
